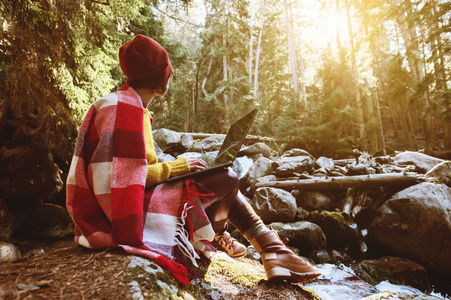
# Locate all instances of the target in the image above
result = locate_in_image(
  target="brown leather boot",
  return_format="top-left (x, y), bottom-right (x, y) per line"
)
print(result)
top-left (211, 231), bottom-right (247, 258)
top-left (251, 229), bottom-right (321, 283)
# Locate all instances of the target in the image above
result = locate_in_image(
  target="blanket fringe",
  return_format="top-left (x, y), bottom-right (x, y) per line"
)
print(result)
top-left (120, 244), bottom-right (190, 287)
top-left (175, 203), bottom-right (200, 267)
top-left (154, 254), bottom-right (190, 287)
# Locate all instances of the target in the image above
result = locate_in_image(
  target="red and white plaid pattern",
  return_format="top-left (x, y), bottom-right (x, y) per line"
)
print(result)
top-left (66, 85), bottom-right (214, 286)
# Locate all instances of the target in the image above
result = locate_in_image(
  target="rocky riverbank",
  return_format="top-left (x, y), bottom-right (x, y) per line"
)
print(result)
top-left (1, 129), bottom-right (451, 299)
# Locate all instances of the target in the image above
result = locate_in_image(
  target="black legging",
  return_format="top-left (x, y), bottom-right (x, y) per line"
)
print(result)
top-left (195, 168), bottom-right (246, 232)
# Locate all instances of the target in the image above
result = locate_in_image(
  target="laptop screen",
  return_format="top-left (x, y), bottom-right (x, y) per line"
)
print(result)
top-left (215, 109), bottom-right (258, 164)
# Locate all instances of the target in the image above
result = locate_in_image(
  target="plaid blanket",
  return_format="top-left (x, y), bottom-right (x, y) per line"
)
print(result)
top-left (66, 85), bottom-right (214, 286)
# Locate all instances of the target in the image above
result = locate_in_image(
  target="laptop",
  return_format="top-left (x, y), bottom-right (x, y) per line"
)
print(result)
top-left (166, 108), bottom-right (258, 182)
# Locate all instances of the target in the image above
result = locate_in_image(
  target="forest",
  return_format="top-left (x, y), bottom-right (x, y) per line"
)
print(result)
top-left (1, 0), bottom-right (450, 165)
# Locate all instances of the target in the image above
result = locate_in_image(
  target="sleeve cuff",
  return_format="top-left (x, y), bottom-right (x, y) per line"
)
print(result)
top-left (169, 157), bottom-right (190, 177)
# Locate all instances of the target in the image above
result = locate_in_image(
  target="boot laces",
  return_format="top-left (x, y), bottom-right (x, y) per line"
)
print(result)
top-left (216, 231), bottom-right (236, 250)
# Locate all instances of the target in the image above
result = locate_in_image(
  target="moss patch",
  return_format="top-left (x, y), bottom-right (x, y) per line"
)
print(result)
top-left (205, 257), bottom-right (266, 288)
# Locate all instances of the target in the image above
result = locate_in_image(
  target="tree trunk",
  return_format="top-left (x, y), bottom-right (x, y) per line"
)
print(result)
top-left (284, 0), bottom-right (299, 94)
top-left (374, 89), bottom-right (386, 155)
top-left (431, 0), bottom-right (448, 92)
top-left (254, 22), bottom-right (264, 100)
top-left (202, 58), bottom-right (212, 98)
top-left (396, 5), bottom-right (437, 151)
top-left (299, 56), bottom-right (307, 105)
top-left (403, 94), bottom-right (417, 147)
top-left (249, 0), bottom-right (255, 87)
top-left (222, 0), bottom-right (229, 104)
top-left (254, 173), bottom-right (423, 190)
top-left (345, 0), bottom-right (366, 150)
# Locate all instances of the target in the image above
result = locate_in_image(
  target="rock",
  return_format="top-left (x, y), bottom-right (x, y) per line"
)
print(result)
top-left (368, 182), bottom-right (451, 275)
top-left (157, 153), bottom-right (175, 163)
top-left (0, 143), bottom-right (63, 208)
top-left (191, 135), bottom-right (224, 153)
top-left (347, 152), bottom-right (379, 175)
top-left (329, 249), bottom-right (352, 265)
top-left (251, 187), bottom-right (297, 223)
top-left (244, 174), bottom-right (277, 196)
top-left (308, 211), bottom-right (363, 259)
top-left (153, 140), bottom-right (164, 157)
top-left (425, 161), bottom-right (451, 186)
top-left (352, 256), bottom-right (431, 292)
top-left (13, 203), bottom-right (74, 239)
top-left (282, 148), bottom-right (315, 159)
top-left (239, 142), bottom-right (273, 158)
top-left (304, 264), bottom-right (377, 300)
top-left (0, 242), bottom-right (21, 262)
top-left (274, 155), bottom-right (315, 177)
top-left (374, 156), bottom-right (393, 164)
top-left (127, 255), bottom-right (187, 299)
top-left (180, 133), bottom-right (194, 151)
top-left (297, 190), bottom-right (335, 211)
top-left (316, 156), bottom-right (335, 172)
top-left (245, 246), bottom-right (260, 261)
top-left (394, 151), bottom-right (444, 173)
top-left (0, 198), bottom-right (16, 240)
top-left (177, 152), bottom-right (203, 163)
top-left (295, 206), bottom-right (310, 221)
top-left (152, 128), bottom-right (181, 152)
top-left (310, 250), bottom-right (331, 264)
top-left (270, 221), bottom-right (327, 255)
top-left (232, 156), bottom-right (254, 179)
top-left (245, 157), bottom-right (274, 187)
top-left (361, 290), bottom-right (440, 300)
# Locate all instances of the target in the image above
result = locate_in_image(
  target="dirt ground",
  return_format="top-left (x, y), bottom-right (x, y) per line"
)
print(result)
top-left (0, 239), bottom-right (132, 299)
top-left (0, 239), bottom-right (318, 300)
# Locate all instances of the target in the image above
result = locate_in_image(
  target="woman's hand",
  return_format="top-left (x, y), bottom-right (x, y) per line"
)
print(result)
top-left (185, 157), bottom-right (208, 172)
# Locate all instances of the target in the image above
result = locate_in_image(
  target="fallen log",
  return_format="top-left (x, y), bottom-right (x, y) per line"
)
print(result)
top-left (254, 173), bottom-right (424, 190)
top-left (185, 132), bottom-right (275, 144)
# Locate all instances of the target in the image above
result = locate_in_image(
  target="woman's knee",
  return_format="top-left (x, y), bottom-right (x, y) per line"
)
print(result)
top-left (199, 168), bottom-right (239, 200)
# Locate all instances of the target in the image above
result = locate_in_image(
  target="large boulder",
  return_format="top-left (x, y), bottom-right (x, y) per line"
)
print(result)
top-left (0, 198), bottom-right (15, 240)
top-left (232, 156), bottom-right (254, 179)
top-left (245, 157), bottom-right (274, 187)
top-left (270, 221), bottom-right (327, 255)
top-left (368, 182), bottom-right (451, 275)
top-left (0, 143), bottom-right (63, 209)
top-left (180, 133), bottom-right (194, 151)
top-left (239, 142), bottom-right (274, 158)
top-left (394, 151), bottom-right (444, 173)
top-left (274, 155), bottom-right (315, 177)
top-left (352, 256), bottom-right (431, 292)
top-left (308, 211), bottom-right (364, 259)
top-left (191, 135), bottom-right (224, 153)
top-left (282, 148), bottom-right (315, 159)
top-left (250, 187), bottom-right (297, 223)
top-left (425, 161), bottom-right (451, 187)
top-left (152, 128), bottom-right (181, 152)
top-left (296, 190), bottom-right (335, 212)
top-left (13, 203), bottom-right (74, 239)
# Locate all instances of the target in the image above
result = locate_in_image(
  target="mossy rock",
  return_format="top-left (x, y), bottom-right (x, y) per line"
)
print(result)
top-left (308, 210), bottom-right (363, 259)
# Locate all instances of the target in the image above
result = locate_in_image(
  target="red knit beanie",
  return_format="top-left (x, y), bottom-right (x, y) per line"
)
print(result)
top-left (119, 34), bottom-right (172, 89)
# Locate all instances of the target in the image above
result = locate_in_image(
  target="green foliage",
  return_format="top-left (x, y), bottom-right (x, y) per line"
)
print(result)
top-left (438, 89), bottom-right (451, 122)
top-left (1, 0), bottom-right (450, 164)
top-left (0, 0), bottom-right (159, 162)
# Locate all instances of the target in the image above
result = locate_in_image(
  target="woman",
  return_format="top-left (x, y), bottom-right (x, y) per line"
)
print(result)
top-left (66, 34), bottom-right (320, 286)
